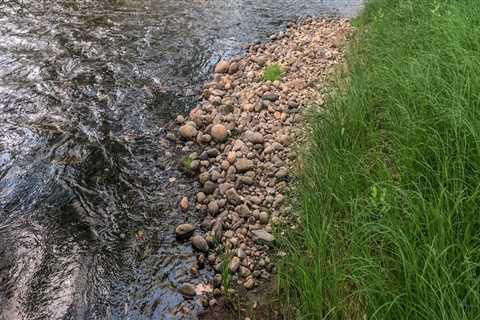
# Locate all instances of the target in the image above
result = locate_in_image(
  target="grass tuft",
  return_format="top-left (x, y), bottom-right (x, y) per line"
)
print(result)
top-left (277, 0), bottom-right (480, 319)
top-left (263, 64), bottom-right (283, 82)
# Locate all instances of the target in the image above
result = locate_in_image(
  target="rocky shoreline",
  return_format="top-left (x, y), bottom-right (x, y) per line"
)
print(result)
top-left (168, 17), bottom-right (352, 317)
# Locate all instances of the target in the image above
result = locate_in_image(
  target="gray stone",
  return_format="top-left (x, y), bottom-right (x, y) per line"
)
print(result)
top-left (245, 130), bottom-right (264, 144)
top-left (251, 229), bottom-right (275, 243)
top-left (202, 181), bottom-right (217, 195)
top-left (263, 93), bottom-right (279, 102)
top-left (226, 188), bottom-right (242, 205)
top-left (191, 235), bottom-right (209, 252)
top-left (179, 283), bottom-right (196, 297)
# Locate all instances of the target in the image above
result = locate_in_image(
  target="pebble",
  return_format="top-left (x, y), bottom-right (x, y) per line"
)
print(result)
top-left (251, 229), bottom-right (275, 243)
top-left (202, 181), bottom-right (217, 195)
top-left (229, 257), bottom-right (241, 273)
top-left (179, 283), bottom-right (196, 297)
top-left (244, 130), bottom-right (264, 144)
top-left (235, 158), bottom-right (254, 173)
top-left (211, 124), bottom-right (228, 142)
top-left (179, 124), bottom-right (197, 140)
top-left (191, 235), bottom-right (209, 252)
top-left (244, 277), bottom-right (255, 289)
top-left (179, 197), bottom-right (189, 210)
top-left (226, 188), bottom-right (242, 205)
top-left (215, 60), bottom-right (230, 73)
top-left (175, 224), bottom-right (195, 239)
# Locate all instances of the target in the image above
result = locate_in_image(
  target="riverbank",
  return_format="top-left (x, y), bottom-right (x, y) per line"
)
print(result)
top-left (168, 18), bottom-right (352, 318)
top-left (278, 0), bottom-right (480, 319)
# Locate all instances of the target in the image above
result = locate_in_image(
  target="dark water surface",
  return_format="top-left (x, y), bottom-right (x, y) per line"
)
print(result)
top-left (0, 1), bottom-right (362, 319)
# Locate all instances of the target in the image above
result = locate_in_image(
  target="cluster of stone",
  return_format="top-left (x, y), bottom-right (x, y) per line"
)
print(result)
top-left (171, 18), bottom-right (351, 299)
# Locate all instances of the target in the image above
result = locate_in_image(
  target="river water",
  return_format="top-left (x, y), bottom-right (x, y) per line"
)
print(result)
top-left (0, 1), bottom-right (362, 319)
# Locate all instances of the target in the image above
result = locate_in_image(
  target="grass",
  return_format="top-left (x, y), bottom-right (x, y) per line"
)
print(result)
top-left (263, 64), bottom-right (283, 82)
top-left (277, 0), bottom-right (480, 319)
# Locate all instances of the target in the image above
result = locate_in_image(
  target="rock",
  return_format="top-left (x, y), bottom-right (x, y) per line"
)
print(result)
top-left (198, 172), bottom-right (210, 184)
top-left (239, 176), bottom-right (255, 186)
top-left (202, 181), bottom-right (217, 195)
top-left (275, 168), bottom-right (288, 179)
top-left (179, 283), bottom-right (196, 297)
top-left (259, 212), bottom-right (269, 224)
top-left (176, 224), bottom-right (195, 239)
top-left (244, 277), bottom-right (255, 289)
top-left (215, 60), bottom-right (230, 73)
top-left (251, 229), bottom-right (275, 244)
top-left (211, 89), bottom-right (226, 97)
top-left (206, 148), bottom-right (219, 157)
top-left (227, 151), bottom-right (236, 164)
top-left (179, 197), bottom-right (189, 210)
top-left (211, 124), bottom-right (228, 142)
top-left (232, 139), bottom-right (247, 152)
top-left (228, 62), bottom-right (239, 74)
top-left (176, 115), bottom-right (185, 124)
top-left (229, 257), bottom-right (241, 273)
top-left (242, 103), bottom-right (254, 112)
top-left (245, 130), bottom-right (264, 144)
top-left (263, 93), bottom-right (279, 102)
top-left (235, 158), bottom-right (254, 173)
top-left (226, 188), bottom-right (242, 205)
top-left (191, 235), bottom-right (209, 252)
top-left (237, 204), bottom-right (251, 217)
top-left (179, 125), bottom-right (197, 140)
top-left (212, 221), bottom-right (223, 240)
top-left (196, 192), bottom-right (206, 203)
top-left (213, 274), bottom-right (222, 288)
top-left (208, 201), bottom-right (219, 215)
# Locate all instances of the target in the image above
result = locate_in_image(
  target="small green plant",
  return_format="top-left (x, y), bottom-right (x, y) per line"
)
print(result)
top-left (220, 253), bottom-right (232, 296)
top-left (180, 155), bottom-right (193, 170)
top-left (262, 64), bottom-right (283, 82)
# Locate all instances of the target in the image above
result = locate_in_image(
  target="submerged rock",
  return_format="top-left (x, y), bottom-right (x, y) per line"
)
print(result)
top-left (175, 224), bottom-right (195, 239)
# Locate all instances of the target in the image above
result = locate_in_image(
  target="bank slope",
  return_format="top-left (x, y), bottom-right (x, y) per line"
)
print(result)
top-left (278, 0), bottom-right (480, 319)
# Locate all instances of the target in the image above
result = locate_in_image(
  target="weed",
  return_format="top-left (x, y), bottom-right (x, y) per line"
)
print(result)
top-left (262, 64), bottom-right (283, 82)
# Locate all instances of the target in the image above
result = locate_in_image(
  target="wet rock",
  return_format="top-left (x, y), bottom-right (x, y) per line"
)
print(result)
top-left (211, 124), bottom-right (228, 142)
top-left (179, 283), bottom-right (196, 297)
top-left (215, 60), bottom-right (231, 73)
top-left (176, 224), bottom-right (195, 239)
top-left (191, 235), bottom-right (209, 252)
top-left (228, 62), bottom-right (239, 74)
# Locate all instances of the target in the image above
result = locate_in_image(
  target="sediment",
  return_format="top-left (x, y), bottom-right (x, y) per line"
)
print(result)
top-left (169, 17), bottom-right (352, 316)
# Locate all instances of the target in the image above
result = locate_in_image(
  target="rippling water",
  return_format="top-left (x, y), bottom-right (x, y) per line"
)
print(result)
top-left (0, 1), bottom-right (362, 319)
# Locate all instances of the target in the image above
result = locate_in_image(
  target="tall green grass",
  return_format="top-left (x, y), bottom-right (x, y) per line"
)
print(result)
top-left (278, 0), bottom-right (480, 319)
